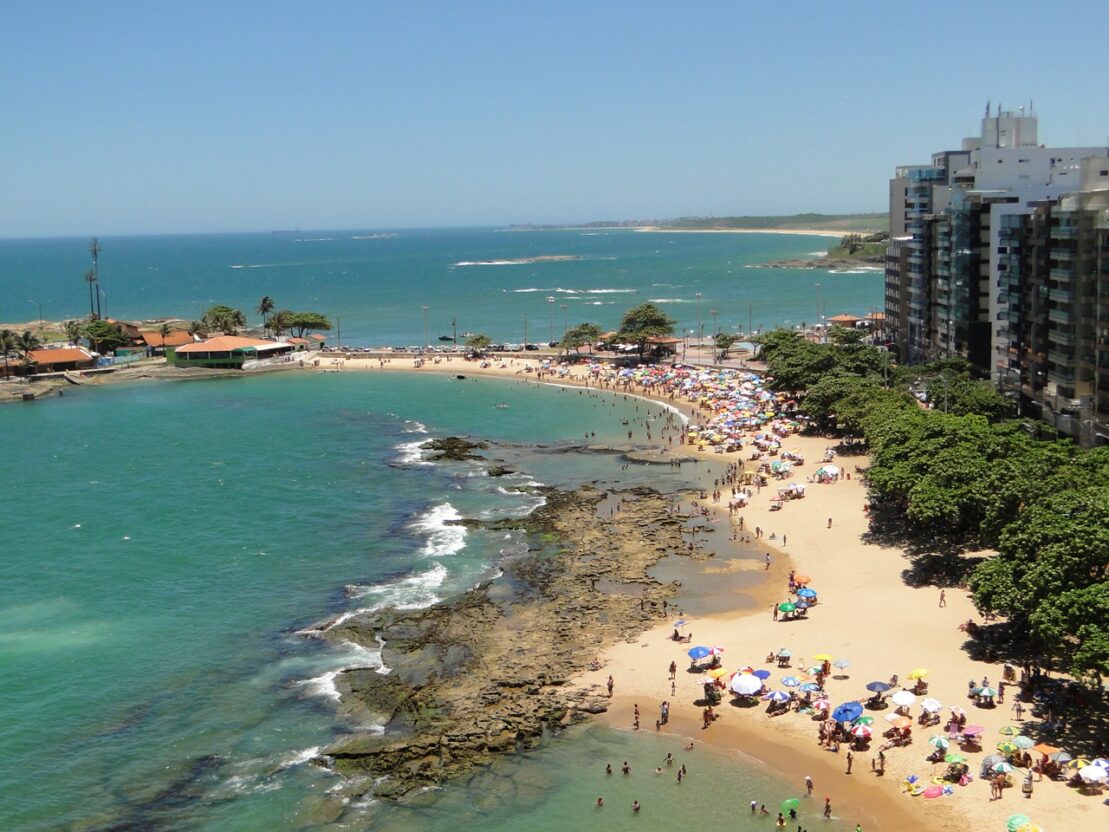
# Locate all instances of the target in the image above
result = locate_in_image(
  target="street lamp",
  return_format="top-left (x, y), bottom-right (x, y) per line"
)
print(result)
top-left (696, 292), bottom-right (703, 344)
top-left (814, 283), bottom-right (822, 341)
top-left (523, 311), bottom-right (528, 349)
top-left (547, 296), bottom-right (555, 345)
top-left (710, 308), bottom-right (718, 338)
top-left (421, 305), bottom-right (429, 352)
top-left (560, 303), bottom-right (568, 338)
top-left (29, 299), bottom-right (43, 340)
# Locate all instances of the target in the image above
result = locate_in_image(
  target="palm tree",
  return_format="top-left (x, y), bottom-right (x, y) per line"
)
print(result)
top-left (157, 323), bottom-right (172, 356)
top-left (18, 330), bottom-right (41, 354)
top-left (63, 320), bottom-right (85, 345)
top-left (270, 310), bottom-right (291, 337)
top-left (256, 296), bottom-right (275, 333)
top-left (0, 329), bottom-right (17, 377)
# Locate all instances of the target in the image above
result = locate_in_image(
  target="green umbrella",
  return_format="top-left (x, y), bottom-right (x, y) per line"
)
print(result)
top-left (997, 741), bottom-right (1020, 754)
top-left (993, 762), bottom-right (1016, 774)
top-left (944, 753), bottom-right (966, 763)
top-left (1013, 735), bottom-right (1035, 750)
top-left (927, 736), bottom-right (950, 749)
top-left (998, 725), bottom-right (1021, 735)
top-left (780, 798), bottom-right (800, 813)
top-left (778, 602), bottom-right (797, 613)
top-left (854, 715), bottom-right (875, 726)
top-left (1006, 814), bottom-right (1031, 832)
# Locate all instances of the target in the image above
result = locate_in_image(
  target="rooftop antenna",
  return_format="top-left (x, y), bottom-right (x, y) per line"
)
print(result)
top-left (985, 99), bottom-right (991, 118)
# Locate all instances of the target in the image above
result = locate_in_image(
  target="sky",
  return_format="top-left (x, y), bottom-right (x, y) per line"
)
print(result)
top-left (2, 0), bottom-right (1107, 237)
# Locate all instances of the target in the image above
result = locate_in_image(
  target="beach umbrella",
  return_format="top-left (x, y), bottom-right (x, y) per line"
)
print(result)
top-left (709, 645), bottom-right (725, 655)
top-left (998, 725), bottom-right (1022, 735)
top-left (780, 798), bottom-right (800, 814)
top-left (793, 575), bottom-right (811, 585)
top-left (865, 681), bottom-right (891, 693)
top-left (993, 762), bottom-right (1016, 774)
top-left (812, 698), bottom-right (831, 711)
top-left (800, 682), bottom-right (822, 693)
top-left (1016, 825), bottom-right (1044, 832)
top-left (752, 669), bottom-right (772, 680)
top-left (766, 690), bottom-right (791, 703)
top-left (1090, 758), bottom-right (1109, 769)
top-left (997, 741), bottom-right (1020, 754)
top-left (892, 690), bottom-right (917, 707)
top-left (780, 676), bottom-right (801, 687)
top-left (921, 698), bottom-right (943, 712)
top-left (927, 736), bottom-right (950, 750)
top-left (687, 646), bottom-right (711, 660)
top-left (853, 715), bottom-right (875, 726)
top-left (833, 659), bottom-right (851, 670)
top-left (1007, 814), bottom-right (1031, 832)
top-left (885, 714), bottom-right (912, 729)
top-left (907, 668), bottom-right (929, 679)
top-left (731, 674), bottom-right (762, 696)
top-left (1048, 751), bottom-right (1072, 764)
top-left (976, 686), bottom-right (998, 698)
top-left (796, 588), bottom-right (817, 599)
top-left (778, 602), bottom-right (797, 613)
top-left (832, 702), bottom-right (863, 722)
top-left (811, 653), bottom-right (834, 662)
top-left (961, 724), bottom-right (984, 736)
top-left (944, 753), bottom-right (966, 763)
top-left (1013, 736), bottom-right (1035, 750)
top-left (795, 600), bottom-right (812, 610)
top-left (705, 667), bottom-right (729, 679)
top-left (850, 724), bottom-right (872, 738)
top-left (673, 619), bottom-right (688, 628)
top-left (1078, 765), bottom-right (1108, 783)
top-left (777, 648), bottom-right (791, 657)
top-left (1064, 758), bottom-right (1091, 770)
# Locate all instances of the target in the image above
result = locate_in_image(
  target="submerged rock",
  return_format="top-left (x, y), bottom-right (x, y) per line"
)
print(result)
top-left (419, 436), bottom-right (490, 461)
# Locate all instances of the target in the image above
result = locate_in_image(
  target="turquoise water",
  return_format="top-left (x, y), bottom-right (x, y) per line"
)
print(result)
top-left (0, 229), bottom-right (881, 344)
top-left (0, 372), bottom-right (751, 831)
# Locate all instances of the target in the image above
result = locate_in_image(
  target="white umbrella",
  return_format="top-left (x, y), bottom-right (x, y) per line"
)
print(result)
top-left (921, 698), bottom-right (943, 712)
top-left (1078, 765), bottom-right (1108, 784)
top-left (892, 690), bottom-right (917, 707)
top-left (730, 674), bottom-right (762, 696)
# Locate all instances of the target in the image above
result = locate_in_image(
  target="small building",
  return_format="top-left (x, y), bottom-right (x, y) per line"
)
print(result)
top-left (139, 329), bottom-right (196, 354)
top-left (168, 336), bottom-right (295, 369)
top-left (308, 333), bottom-right (327, 344)
top-left (287, 337), bottom-right (310, 351)
top-left (26, 347), bottom-right (98, 373)
top-left (827, 313), bottom-right (863, 328)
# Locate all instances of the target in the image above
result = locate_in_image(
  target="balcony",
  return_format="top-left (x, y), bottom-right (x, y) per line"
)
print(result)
top-left (1052, 226), bottom-right (1079, 239)
top-left (1048, 288), bottom-right (1075, 304)
top-left (1049, 308), bottom-right (1073, 325)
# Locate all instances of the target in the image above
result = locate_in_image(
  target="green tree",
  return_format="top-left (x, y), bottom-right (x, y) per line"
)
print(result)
top-left (840, 233), bottom-right (864, 254)
top-left (279, 311), bottom-right (332, 337)
top-left (615, 303), bottom-right (675, 360)
top-left (63, 320), bottom-right (85, 345)
top-left (0, 329), bottom-right (17, 377)
top-left (83, 320), bottom-right (129, 354)
top-left (201, 305), bottom-right (246, 334)
top-left (256, 296), bottom-right (275, 331)
top-left (713, 332), bottom-right (739, 361)
top-left (157, 323), bottom-right (172, 355)
top-left (464, 333), bottom-right (492, 352)
top-left (560, 322), bottom-right (603, 354)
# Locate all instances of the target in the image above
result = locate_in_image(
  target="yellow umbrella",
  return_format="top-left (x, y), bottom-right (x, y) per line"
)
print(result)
top-left (908, 668), bottom-right (930, 679)
top-left (1064, 758), bottom-right (1091, 769)
top-left (705, 667), bottom-right (729, 679)
top-left (812, 653), bottom-right (834, 662)
top-left (1016, 825), bottom-right (1043, 832)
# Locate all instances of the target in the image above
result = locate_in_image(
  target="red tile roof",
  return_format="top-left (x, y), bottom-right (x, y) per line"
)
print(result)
top-left (27, 348), bottom-right (95, 365)
top-left (139, 329), bottom-right (195, 348)
top-left (175, 336), bottom-right (278, 354)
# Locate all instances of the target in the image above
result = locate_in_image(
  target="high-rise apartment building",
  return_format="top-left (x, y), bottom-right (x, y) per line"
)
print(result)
top-left (884, 105), bottom-right (1108, 445)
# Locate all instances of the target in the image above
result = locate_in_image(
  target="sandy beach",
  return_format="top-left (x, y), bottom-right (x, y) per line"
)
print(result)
top-left (320, 353), bottom-right (1098, 832)
top-left (635, 227), bottom-right (867, 238)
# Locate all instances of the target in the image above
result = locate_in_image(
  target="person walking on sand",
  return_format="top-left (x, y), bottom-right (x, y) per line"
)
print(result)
top-left (607, 675), bottom-right (614, 697)
top-left (823, 797), bottom-right (832, 818)
top-left (845, 751), bottom-right (853, 774)
top-left (827, 517), bottom-right (832, 529)
top-left (939, 589), bottom-right (946, 607)
top-left (765, 552), bottom-right (771, 570)
top-left (805, 775), bottom-right (813, 796)
top-left (669, 660), bottom-right (677, 680)
top-left (773, 603), bottom-right (779, 622)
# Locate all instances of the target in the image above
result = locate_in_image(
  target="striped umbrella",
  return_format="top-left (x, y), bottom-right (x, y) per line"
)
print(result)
top-left (927, 736), bottom-right (950, 750)
top-left (1013, 735), bottom-right (1035, 750)
top-left (850, 724), bottom-right (873, 738)
top-left (998, 725), bottom-right (1022, 736)
top-left (997, 741), bottom-right (1020, 754)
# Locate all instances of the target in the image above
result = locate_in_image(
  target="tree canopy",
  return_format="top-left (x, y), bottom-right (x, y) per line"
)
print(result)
top-left (615, 303), bottom-right (675, 359)
top-left (713, 332), bottom-right (739, 360)
top-left (560, 322), bottom-right (603, 354)
top-left (274, 311), bottom-right (331, 337)
top-left (464, 333), bottom-right (492, 352)
top-left (83, 320), bottom-right (130, 354)
top-left (200, 305), bottom-right (246, 334)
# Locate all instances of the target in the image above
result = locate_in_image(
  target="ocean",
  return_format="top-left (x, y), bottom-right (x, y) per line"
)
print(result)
top-left (0, 228), bottom-right (882, 344)
top-left (0, 230), bottom-right (875, 830)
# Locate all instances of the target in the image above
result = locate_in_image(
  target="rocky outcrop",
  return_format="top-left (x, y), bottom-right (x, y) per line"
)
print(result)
top-left (419, 436), bottom-right (490, 461)
top-left (319, 485), bottom-right (701, 800)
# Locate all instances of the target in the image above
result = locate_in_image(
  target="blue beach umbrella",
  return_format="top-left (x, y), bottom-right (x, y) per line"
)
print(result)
top-left (766, 690), bottom-right (791, 703)
top-left (832, 702), bottom-right (864, 723)
top-left (752, 669), bottom-right (772, 680)
top-left (800, 682), bottom-right (822, 693)
top-left (687, 646), bottom-right (711, 660)
top-left (833, 659), bottom-right (851, 670)
top-left (865, 681), bottom-right (891, 693)
top-left (673, 620), bottom-right (688, 628)
top-left (796, 588), bottom-right (817, 599)
top-left (781, 676), bottom-right (802, 687)
top-left (795, 600), bottom-right (812, 610)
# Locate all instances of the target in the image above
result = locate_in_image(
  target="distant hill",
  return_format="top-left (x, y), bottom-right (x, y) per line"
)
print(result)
top-left (509, 212), bottom-right (888, 233)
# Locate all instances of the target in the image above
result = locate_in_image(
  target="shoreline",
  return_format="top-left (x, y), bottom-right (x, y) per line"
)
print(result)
top-left (635, 227), bottom-right (869, 238)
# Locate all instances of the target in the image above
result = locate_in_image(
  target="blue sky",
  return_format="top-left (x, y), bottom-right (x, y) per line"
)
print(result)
top-left (2, 1), bottom-right (1106, 236)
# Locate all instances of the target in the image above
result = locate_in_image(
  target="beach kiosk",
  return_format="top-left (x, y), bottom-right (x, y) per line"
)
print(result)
top-left (168, 336), bottom-right (295, 369)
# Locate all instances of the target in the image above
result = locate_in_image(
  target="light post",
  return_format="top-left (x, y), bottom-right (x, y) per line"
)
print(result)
top-left (421, 305), bottom-right (429, 353)
top-left (451, 315), bottom-right (457, 346)
top-left (523, 311), bottom-right (528, 349)
top-left (336, 317), bottom-right (341, 350)
top-left (547, 296), bottom-right (555, 345)
top-left (814, 283), bottom-right (822, 341)
top-left (696, 292), bottom-right (703, 345)
top-left (710, 308), bottom-right (718, 338)
top-left (560, 303), bottom-right (568, 338)
top-left (29, 299), bottom-right (43, 340)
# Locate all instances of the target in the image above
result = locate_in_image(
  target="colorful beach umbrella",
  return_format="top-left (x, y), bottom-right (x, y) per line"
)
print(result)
top-left (961, 725), bottom-right (985, 736)
top-left (850, 724), bottom-right (872, 738)
top-left (927, 736), bottom-right (950, 749)
top-left (799, 682), bottom-right (822, 693)
top-left (705, 667), bottom-right (729, 679)
top-left (885, 714), bottom-right (912, 729)
top-left (780, 798), bottom-right (800, 813)
top-left (1048, 751), bottom-right (1072, 764)
top-left (1078, 765), bottom-right (1108, 783)
top-left (687, 646), bottom-right (711, 659)
top-left (976, 686), bottom-right (998, 698)
top-left (1064, 758), bottom-right (1091, 770)
top-left (1013, 735), bottom-right (1035, 750)
top-left (1006, 814), bottom-right (1031, 832)
top-left (811, 653), bottom-right (833, 661)
top-left (998, 725), bottom-right (1022, 735)
top-left (796, 587), bottom-right (818, 599)
top-left (907, 668), bottom-right (930, 679)
top-left (812, 698), bottom-right (831, 711)
top-left (766, 690), bottom-right (791, 703)
top-left (778, 602), bottom-right (797, 613)
top-left (780, 676), bottom-right (801, 687)
top-left (944, 753), bottom-right (966, 763)
top-left (793, 575), bottom-right (811, 585)
top-left (709, 646), bottom-right (725, 655)
top-left (865, 681), bottom-right (891, 693)
top-left (997, 741), bottom-right (1020, 754)
top-left (853, 715), bottom-right (875, 726)
top-left (832, 702), bottom-right (863, 722)
top-left (752, 669), bottom-right (772, 680)
top-left (993, 762), bottom-right (1016, 773)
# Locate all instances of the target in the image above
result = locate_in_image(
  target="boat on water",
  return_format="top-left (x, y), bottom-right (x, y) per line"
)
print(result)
top-left (438, 335), bottom-right (455, 341)
top-left (495, 402), bottom-right (510, 409)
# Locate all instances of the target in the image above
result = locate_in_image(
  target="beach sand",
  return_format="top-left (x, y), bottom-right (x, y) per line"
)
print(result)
top-left (635, 227), bottom-right (867, 238)
top-left (319, 355), bottom-right (1096, 831)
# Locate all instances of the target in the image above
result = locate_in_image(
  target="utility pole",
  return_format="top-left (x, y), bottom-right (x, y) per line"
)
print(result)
top-left (523, 311), bottom-right (528, 349)
top-left (29, 299), bottom-right (43, 340)
top-left (421, 305), bottom-right (429, 353)
top-left (560, 303), bottom-right (568, 338)
top-left (814, 283), bottom-right (822, 341)
top-left (89, 237), bottom-right (101, 319)
top-left (547, 296), bottom-right (555, 344)
top-left (748, 302), bottom-right (753, 339)
top-left (696, 292), bottom-right (703, 346)
top-left (710, 308), bottom-right (718, 338)
top-left (336, 317), bottom-right (341, 350)
top-left (451, 315), bottom-right (457, 346)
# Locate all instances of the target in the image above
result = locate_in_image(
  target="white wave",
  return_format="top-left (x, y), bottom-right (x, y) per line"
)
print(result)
top-left (412, 502), bottom-right (467, 556)
top-left (295, 237), bottom-right (336, 242)
top-left (280, 746), bottom-right (320, 768)
top-left (648, 297), bottom-right (692, 303)
top-left (395, 440), bottom-right (431, 466)
top-left (511, 287), bottom-right (554, 292)
top-left (455, 260), bottom-right (529, 267)
top-left (828, 267), bottom-right (883, 274)
top-left (347, 562), bottom-right (448, 610)
top-left (584, 288), bottom-right (636, 294)
top-left (351, 233), bottom-right (398, 239)
top-left (403, 420), bottom-right (428, 434)
top-left (297, 640), bottom-right (388, 701)
top-left (652, 283), bottom-right (682, 287)
top-left (808, 250), bottom-right (828, 256)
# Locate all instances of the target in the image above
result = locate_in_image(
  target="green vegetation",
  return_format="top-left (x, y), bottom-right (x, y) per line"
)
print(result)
top-left (713, 332), bottom-right (739, 361)
top-left (823, 232), bottom-right (888, 261)
top-left (83, 320), bottom-right (130, 354)
top-left (614, 303), bottom-right (675, 360)
top-left (271, 311), bottom-right (331, 337)
top-left (200, 305), bottom-right (246, 334)
top-left (256, 296), bottom-right (275, 331)
top-left (756, 328), bottom-right (1108, 682)
top-left (464, 333), bottom-right (492, 352)
top-left (662, 212), bottom-right (888, 233)
top-left (559, 322), bottom-right (603, 354)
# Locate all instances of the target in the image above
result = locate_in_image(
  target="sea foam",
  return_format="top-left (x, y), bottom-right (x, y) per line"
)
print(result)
top-left (412, 502), bottom-right (467, 556)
